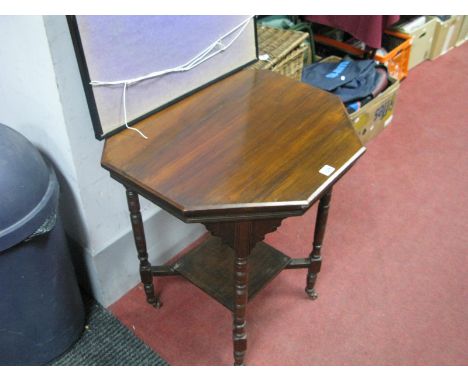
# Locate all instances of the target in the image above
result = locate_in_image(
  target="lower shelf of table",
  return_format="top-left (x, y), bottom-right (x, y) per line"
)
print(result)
top-left (172, 236), bottom-right (291, 312)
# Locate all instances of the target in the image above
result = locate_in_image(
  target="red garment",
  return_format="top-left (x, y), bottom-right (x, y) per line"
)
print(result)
top-left (305, 15), bottom-right (400, 48)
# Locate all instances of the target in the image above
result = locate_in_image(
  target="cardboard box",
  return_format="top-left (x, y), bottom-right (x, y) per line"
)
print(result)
top-left (394, 17), bottom-right (438, 69)
top-left (319, 56), bottom-right (400, 145)
top-left (429, 16), bottom-right (464, 60)
top-left (349, 76), bottom-right (400, 145)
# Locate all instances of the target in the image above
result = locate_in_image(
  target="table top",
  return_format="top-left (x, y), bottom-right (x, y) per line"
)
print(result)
top-left (102, 69), bottom-right (365, 222)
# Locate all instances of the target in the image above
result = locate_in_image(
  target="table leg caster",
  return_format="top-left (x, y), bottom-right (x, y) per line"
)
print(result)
top-left (142, 285), bottom-right (163, 309)
top-left (143, 284), bottom-right (163, 309)
top-left (305, 287), bottom-right (318, 300)
top-left (151, 299), bottom-right (163, 309)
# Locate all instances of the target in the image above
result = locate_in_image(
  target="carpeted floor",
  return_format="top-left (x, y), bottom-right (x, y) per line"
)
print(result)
top-left (110, 43), bottom-right (468, 366)
top-left (50, 296), bottom-right (168, 366)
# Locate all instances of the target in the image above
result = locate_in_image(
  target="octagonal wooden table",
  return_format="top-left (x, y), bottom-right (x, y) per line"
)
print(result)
top-left (102, 68), bottom-right (366, 365)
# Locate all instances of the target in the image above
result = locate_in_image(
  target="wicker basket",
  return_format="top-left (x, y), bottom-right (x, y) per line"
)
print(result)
top-left (251, 25), bottom-right (309, 81)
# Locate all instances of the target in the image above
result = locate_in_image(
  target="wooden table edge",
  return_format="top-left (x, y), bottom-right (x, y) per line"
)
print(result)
top-left (101, 146), bottom-right (365, 223)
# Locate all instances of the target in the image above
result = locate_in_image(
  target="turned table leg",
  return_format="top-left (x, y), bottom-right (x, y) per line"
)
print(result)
top-left (126, 188), bottom-right (162, 309)
top-left (306, 187), bottom-right (333, 300)
top-left (232, 221), bottom-right (252, 366)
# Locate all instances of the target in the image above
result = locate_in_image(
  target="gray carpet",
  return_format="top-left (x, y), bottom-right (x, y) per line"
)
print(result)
top-left (50, 297), bottom-right (168, 366)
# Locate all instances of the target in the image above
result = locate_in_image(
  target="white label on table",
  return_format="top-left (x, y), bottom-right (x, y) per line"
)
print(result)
top-left (319, 165), bottom-right (336, 177)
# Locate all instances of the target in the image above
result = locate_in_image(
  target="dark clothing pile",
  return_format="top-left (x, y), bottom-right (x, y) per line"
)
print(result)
top-left (301, 57), bottom-right (389, 113)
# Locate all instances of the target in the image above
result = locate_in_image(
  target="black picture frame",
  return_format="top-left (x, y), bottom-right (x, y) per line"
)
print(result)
top-left (67, 15), bottom-right (259, 141)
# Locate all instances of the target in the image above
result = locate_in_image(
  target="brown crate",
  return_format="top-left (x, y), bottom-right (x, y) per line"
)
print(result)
top-left (251, 25), bottom-right (308, 81)
top-left (320, 56), bottom-right (400, 145)
top-left (429, 16), bottom-right (464, 60)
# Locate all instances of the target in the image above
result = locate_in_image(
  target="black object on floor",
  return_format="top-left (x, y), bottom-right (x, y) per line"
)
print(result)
top-left (49, 296), bottom-right (168, 366)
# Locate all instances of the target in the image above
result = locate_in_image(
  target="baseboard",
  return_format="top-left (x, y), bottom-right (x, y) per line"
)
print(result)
top-left (68, 208), bottom-right (206, 307)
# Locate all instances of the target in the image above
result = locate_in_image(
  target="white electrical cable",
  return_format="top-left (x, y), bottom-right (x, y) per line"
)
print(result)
top-left (90, 16), bottom-right (254, 139)
top-left (122, 82), bottom-right (148, 139)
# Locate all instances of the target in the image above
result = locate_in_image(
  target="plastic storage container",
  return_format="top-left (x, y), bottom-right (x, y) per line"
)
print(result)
top-left (455, 16), bottom-right (468, 47)
top-left (314, 30), bottom-right (412, 80)
top-left (429, 16), bottom-right (464, 60)
top-left (0, 123), bottom-right (84, 365)
top-left (392, 16), bottom-right (438, 70)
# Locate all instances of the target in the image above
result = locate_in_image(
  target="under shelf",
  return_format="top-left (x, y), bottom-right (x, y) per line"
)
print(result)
top-left (173, 236), bottom-right (291, 311)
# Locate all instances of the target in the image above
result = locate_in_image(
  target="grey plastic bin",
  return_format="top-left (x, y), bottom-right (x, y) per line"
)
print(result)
top-left (0, 123), bottom-right (84, 365)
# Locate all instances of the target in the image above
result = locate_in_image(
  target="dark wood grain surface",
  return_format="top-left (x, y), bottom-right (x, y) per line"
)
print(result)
top-left (173, 235), bottom-right (291, 312)
top-left (102, 69), bottom-right (365, 222)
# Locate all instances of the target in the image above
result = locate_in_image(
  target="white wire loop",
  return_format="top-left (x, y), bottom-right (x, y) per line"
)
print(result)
top-left (90, 16), bottom-right (254, 139)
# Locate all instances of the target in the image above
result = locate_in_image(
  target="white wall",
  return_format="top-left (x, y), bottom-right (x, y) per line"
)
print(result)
top-left (0, 16), bottom-right (87, 240)
top-left (0, 16), bottom-right (205, 306)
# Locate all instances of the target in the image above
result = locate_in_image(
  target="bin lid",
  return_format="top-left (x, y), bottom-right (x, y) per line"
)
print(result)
top-left (0, 124), bottom-right (59, 251)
